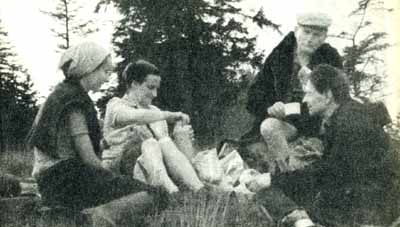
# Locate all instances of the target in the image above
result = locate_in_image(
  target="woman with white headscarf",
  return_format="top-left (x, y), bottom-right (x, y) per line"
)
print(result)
top-left (27, 42), bottom-right (167, 214)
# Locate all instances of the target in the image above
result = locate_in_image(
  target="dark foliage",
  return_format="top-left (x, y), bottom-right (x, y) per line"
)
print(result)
top-left (96, 0), bottom-right (279, 145)
top-left (0, 20), bottom-right (38, 151)
top-left (333, 0), bottom-right (392, 98)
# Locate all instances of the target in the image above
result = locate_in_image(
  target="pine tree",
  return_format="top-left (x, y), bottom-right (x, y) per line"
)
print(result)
top-left (334, 0), bottom-right (391, 99)
top-left (42, 0), bottom-right (98, 51)
top-left (0, 19), bottom-right (38, 151)
top-left (96, 0), bottom-right (280, 144)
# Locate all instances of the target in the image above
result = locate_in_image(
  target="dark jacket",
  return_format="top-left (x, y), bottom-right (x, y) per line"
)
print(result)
top-left (275, 99), bottom-right (397, 223)
top-left (318, 100), bottom-right (390, 188)
top-left (243, 32), bottom-right (342, 141)
top-left (27, 80), bottom-right (101, 159)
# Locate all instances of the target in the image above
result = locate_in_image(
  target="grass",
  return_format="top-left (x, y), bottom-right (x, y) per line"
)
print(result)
top-left (146, 191), bottom-right (271, 227)
top-left (1, 143), bottom-right (400, 227)
top-left (0, 146), bottom-right (33, 179)
top-left (0, 147), bottom-right (273, 227)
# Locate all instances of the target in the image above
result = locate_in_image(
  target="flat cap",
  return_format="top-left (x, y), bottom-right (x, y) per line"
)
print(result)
top-left (296, 12), bottom-right (332, 29)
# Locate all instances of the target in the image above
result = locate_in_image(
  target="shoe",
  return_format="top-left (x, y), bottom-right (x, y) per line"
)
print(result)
top-left (280, 209), bottom-right (315, 227)
top-left (293, 219), bottom-right (315, 227)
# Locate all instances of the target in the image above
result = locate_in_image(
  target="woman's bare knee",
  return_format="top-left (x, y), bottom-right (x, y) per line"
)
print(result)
top-left (141, 138), bottom-right (162, 156)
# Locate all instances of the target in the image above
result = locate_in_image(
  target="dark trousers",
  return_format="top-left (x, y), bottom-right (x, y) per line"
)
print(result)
top-left (36, 159), bottom-right (168, 211)
top-left (0, 174), bottom-right (21, 197)
top-left (255, 171), bottom-right (398, 227)
top-left (255, 186), bottom-right (299, 222)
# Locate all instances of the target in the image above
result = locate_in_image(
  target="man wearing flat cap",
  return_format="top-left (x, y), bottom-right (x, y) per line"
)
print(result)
top-left (241, 12), bottom-right (343, 173)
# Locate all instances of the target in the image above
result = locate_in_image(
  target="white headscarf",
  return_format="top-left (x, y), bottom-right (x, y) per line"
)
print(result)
top-left (58, 42), bottom-right (110, 79)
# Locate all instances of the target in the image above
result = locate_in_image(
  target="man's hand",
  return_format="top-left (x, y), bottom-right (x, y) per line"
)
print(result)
top-left (267, 101), bottom-right (285, 119)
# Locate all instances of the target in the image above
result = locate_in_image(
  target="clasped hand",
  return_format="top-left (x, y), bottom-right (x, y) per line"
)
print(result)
top-left (151, 111), bottom-right (191, 140)
top-left (173, 121), bottom-right (195, 141)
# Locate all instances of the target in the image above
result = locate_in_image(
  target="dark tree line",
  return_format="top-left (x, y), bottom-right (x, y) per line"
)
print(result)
top-left (0, 19), bottom-right (38, 151)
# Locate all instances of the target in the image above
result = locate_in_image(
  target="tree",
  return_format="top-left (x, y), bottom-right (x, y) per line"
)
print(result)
top-left (96, 0), bottom-right (280, 145)
top-left (42, 0), bottom-right (98, 51)
top-left (0, 19), bottom-right (38, 151)
top-left (333, 0), bottom-right (392, 98)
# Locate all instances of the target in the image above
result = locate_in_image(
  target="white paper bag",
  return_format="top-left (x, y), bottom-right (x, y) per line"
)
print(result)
top-left (192, 149), bottom-right (224, 184)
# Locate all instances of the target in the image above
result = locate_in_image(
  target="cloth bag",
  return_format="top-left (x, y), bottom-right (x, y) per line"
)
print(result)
top-left (192, 149), bottom-right (224, 184)
top-left (218, 150), bottom-right (271, 194)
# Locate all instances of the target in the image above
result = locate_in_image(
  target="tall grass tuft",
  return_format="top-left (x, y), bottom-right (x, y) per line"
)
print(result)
top-left (0, 146), bottom-right (33, 179)
top-left (147, 191), bottom-right (272, 227)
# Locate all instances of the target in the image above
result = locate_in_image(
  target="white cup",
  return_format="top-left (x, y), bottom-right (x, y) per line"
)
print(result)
top-left (284, 102), bottom-right (301, 116)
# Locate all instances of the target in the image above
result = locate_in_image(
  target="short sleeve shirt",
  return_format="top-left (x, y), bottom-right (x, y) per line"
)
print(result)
top-left (102, 97), bottom-right (162, 160)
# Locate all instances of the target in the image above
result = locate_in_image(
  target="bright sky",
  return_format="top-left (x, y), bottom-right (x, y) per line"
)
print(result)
top-left (0, 0), bottom-right (399, 116)
top-left (0, 0), bottom-right (117, 98)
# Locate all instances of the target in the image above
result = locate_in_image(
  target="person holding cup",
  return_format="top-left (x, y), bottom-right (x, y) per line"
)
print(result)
top-left (242, 12), bottom-right (343, 173)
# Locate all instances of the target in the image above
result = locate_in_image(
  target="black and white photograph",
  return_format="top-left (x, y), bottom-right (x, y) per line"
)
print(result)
top-left (0, 0), bottom-right (399, 226)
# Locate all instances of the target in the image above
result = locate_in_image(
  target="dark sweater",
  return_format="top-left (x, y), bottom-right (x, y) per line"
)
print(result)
top-left (275, 99), bottom-right (395, 214)
top-left (27, 80), bottom-right (101, 159)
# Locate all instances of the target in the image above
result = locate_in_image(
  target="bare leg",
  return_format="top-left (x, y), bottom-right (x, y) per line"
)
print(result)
top-left (158, 137), bottom-right (204, 191)
top-left (139, 139), bottom-right (179, 193)
top-left (260, 118), bottom-right (298, 173)
top-left (173, 124), bottom-right (196, 161)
